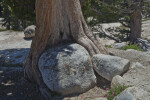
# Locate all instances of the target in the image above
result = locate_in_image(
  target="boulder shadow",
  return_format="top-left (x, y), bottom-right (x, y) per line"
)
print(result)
top-left (0, 48), bottom-right (30, 67)
top-left (94, 71), bottom-right (111, 90)
top-left (23, 37), bottom-right (33, 41)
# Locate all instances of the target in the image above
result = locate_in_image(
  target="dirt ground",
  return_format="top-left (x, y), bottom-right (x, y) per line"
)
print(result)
top-left (0, 31), bottom-right (31, 50)
top-left (142, 20), bottom-right (150, 38)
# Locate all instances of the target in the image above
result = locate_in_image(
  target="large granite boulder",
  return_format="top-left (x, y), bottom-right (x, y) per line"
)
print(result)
top-left (92, 54), bottom-right (130, 81)
top-left (24, 25), bottom-right (36, 38)
top-left (38, 44), bottom-right (96, 95)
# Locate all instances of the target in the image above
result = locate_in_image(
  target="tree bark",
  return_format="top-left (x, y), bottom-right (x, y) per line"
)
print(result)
top-left (24, 0), bottom-right (108, 99)
top-left (130, 0), bottom-right (142, 42)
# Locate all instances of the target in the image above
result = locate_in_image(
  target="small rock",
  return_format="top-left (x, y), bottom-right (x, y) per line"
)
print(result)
top-left (111, 75), bottom-right (125, 86)
top-left (146, 36), bottom-right (150, 40)
top-left (24, 25), bottom-right (36, 38)
top-left (93, 97), bottom-right (108, 100)
top-left (112, 42), bottom-right (127, 49)
top-left (130, 62), bottom-right (145, 69)
top-left (38, 44), bottom-right (96, 95)
top-left (113, 87), bottom-right (149, 100)
top-left (92, 54), bottom-right (130, 81)
top-left (126, 49), bottom-right (136, 51)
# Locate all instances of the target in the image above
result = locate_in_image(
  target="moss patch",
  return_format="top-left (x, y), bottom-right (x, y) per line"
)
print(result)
top-left (120, 44), bottom-right (142, 51)
top-left (105, 45), bottom-right (112, 48)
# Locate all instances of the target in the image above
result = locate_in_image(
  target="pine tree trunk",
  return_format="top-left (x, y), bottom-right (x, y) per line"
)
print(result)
top-left (24, 0), bottom-right (108, 99)
top-left (130, 0), bottom-right (142, 42)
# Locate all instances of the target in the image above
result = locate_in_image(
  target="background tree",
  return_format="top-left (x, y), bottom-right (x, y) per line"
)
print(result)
top-left (0, 0), bottom-right (35, 30)
top-left (81, 0), bottom-right (131, 41)
top-left (0, 0), bottom-right (2, 17)
top-left (129, 0), bottom-right (143, 42)
top-left (82, 0), bottom-right (123, 25)
top-left (82, 0), bottom-right (150, 42)
top-left (5, 0), bottom-right (35, 24)
top-left (0, 1), bottom-right (12, 30)
top-left (142, 0), bottom-right (150, 18)
top-left (3, 0), bottom-right (150, 41)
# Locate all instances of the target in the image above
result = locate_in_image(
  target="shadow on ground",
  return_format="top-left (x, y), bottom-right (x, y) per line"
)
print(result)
top-left (0, 48), bottom-right (43, 100)
top-left (23, 37), bottom-right (33, 41)
top-left (0, 67), bottom-right (42, 100)
top-left (0, 48), bottom-right (30, 67)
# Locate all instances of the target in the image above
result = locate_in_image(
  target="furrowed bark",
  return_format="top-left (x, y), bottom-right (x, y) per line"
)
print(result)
top-left (130, 0), bottom-right (142, 42)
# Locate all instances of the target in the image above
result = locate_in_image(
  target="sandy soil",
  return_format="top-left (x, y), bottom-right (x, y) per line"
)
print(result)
top-left (142, 20), bottom-right (150, 38)
top-left (0, 31), bottom-right (31, 50)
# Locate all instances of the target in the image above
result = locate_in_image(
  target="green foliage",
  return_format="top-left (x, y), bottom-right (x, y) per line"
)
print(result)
top-left (120, 44), bottom-right (142, 51)
top-left (1, 0), bottom-right (149, 33)
top-left (82, 0), bottom-right (123, 26)
top-left (5, 0), bottom-right (35, 23)
top-left (0, 28), bottom-right (9, 32)
top-left (0, 0), bottom-right (35, 31)
top-left (115, 25), bottom-right (130, 41)
top-left (0, 1), bottom-right (12, 30)
top-left (81, 0), bottom-right (92, 19)
top-left (105, 84), bottom-right (129, 100)
top-left (105, 45), bottom-right (112, 48)
top-left (143, 0), bottom-right (150, 18)
top-left (81, 0), bottom-right (150, 42)
top-left (81, 0), bottom-right (132, 41)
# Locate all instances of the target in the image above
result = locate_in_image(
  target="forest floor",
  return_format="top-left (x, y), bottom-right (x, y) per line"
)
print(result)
top-left (0, 20), bottom-right (150, 100)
